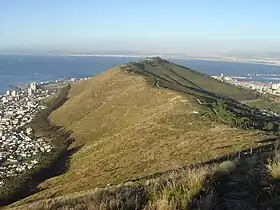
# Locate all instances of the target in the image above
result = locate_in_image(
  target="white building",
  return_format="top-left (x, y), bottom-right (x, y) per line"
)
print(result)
top-left (30, 82), bottom-right (37, 91)
top-left (11, 90), bottom-right (16, 97)
top-left (27, 101), bottom-right (34, 108)
top-left (27, 88), bottom-right (33, 96)
top-left (26, 127), bottom-right (32, 135)
top-left (1, 97), bottom-right (8, 103)
top-left (6, 90), bottom-right (10, 96)
top-left (272, 83), bottom-right (280, 90)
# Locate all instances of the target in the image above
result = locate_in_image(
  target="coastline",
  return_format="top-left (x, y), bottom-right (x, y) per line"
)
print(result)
top-left (3, 53), bottom-right (280, 67)
top-left (67, 54), bottom-right (280, 67)
top-left (1, 55), bottom-right (280, 95)
top-left (165, 57), bottom-right (280, 67)
top-left (0, 77), bottom-right (88, 96)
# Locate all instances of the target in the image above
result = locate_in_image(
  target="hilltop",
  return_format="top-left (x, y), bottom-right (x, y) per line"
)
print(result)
top-left (6, 58), bottom-right (280, 209)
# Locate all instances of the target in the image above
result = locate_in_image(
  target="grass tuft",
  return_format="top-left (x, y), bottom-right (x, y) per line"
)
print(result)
top-left (267, 162), bottom-right (280, 180)
top-left (7, 165), bottom-right (216, 210)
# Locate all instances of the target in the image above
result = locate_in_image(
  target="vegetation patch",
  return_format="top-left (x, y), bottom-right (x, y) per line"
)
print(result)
top-left (211, 99), bottom-right (280, 131)
top-left (7, 166), bottom-right (215, 210)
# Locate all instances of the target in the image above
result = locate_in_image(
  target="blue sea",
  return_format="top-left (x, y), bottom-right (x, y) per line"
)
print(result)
top-left (0, 55), bottom-right (138, 93)
top-left (1, 55), bottom-right (280, 93)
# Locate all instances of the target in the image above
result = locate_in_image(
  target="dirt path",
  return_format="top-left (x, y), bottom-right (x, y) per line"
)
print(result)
top-left (213, 157), bottom-right (268, 210)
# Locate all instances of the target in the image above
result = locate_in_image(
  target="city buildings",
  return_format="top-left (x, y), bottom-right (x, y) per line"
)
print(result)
top-left (0, 82), bottom-right (55, 186)
top-left (0, 77), bottom-right (89, 188)
top-left (212, 74), bottom-right (280, 96)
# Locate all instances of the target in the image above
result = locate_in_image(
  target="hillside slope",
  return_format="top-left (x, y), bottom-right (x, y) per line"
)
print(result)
top-left (9, 58), bottom-right (267, 207)
top-left (121, 57), bottom-right (260, 102)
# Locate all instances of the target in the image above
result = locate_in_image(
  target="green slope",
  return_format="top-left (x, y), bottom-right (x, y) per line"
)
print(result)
top-left (120, 57), bottom-right (260, 102)
top-left (121, 57), bottom-right (280, 131)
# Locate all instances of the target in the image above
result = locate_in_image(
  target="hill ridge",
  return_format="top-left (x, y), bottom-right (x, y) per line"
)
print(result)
top-left (119, 57), bottom-right (259, 101)
top-left (6, 57), bottom-right (278, 208)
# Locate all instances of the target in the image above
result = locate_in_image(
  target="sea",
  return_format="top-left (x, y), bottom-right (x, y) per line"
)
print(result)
top-left (1, 55), bottom-right (280, 93)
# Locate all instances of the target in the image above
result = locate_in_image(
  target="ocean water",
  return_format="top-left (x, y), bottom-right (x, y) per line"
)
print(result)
top-left (170, 59), bottom-right (280, 83)
top-left (0, 55), bottom-right (138, 93)
top-left (170, 58), bottom-right (280, 77)
top-left (1, 55), bottom-right (280, 93)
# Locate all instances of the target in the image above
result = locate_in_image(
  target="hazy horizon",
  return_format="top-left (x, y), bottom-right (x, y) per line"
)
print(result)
top-left (1, 1), bottom-right (280, 56)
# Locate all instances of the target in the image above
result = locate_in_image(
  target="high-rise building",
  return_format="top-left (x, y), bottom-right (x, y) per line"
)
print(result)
top-left (28, 88), bottom-right (33, 96)
top-left (6, 90), bottom-right (10, 96)
top-left (30, 82), bottom-right (37, 91)
top-left (11, 90), bottom-right (16, 97)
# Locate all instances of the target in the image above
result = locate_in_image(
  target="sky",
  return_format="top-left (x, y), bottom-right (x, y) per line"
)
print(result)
top-left (1, 0), bottom-right (280, 55)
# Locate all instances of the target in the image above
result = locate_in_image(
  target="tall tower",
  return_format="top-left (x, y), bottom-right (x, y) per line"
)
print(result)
top-left (28, 88), bottom-right (33, 96)
top-left (11, 90), bottom-right (16, 97)
top-left (30, 82), bottom-right (37, 91)
top-left (221, 73), bottom-right (224, 78)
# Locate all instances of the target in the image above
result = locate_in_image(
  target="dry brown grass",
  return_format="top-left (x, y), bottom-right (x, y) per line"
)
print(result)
top-left (267, 153), bottom-right (280, 180)
top-left (267, 162), bottom-right (280, 180)
top-left (146, 167), bottom-right (211, 209)
top-left (7, 166), bottom-right (213, 210)
top-left (9, 69), bottom-right (262, 207)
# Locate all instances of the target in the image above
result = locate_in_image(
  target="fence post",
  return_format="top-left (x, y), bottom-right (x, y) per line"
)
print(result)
top-left (274, 140), bottom-right (280, 152)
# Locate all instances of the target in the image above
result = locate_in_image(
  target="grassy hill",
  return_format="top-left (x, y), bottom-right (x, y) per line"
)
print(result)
top-left (6, 58), bottom-right (277, 209)
top-left (121, 57), bottom-right (260, 102)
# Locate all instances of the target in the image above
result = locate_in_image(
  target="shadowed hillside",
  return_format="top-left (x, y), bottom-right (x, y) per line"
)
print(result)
top-left (122, 58), bottom-right (280, 132)
top-left (7, 58), bottom-right (277, 209)
top-left (121, 57), bottom-right (262, 101)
